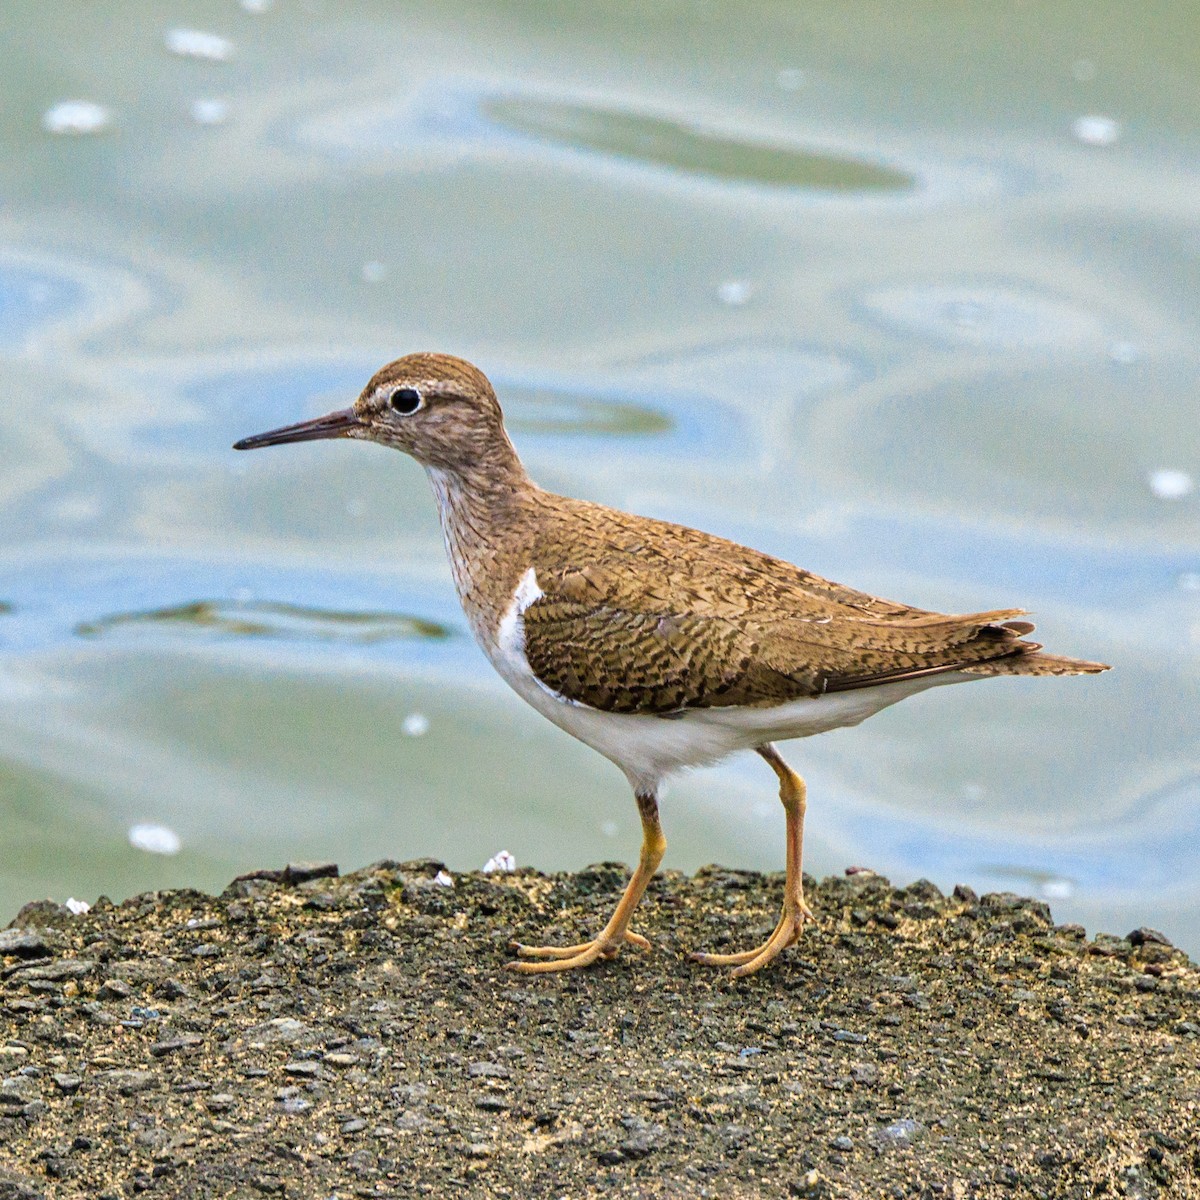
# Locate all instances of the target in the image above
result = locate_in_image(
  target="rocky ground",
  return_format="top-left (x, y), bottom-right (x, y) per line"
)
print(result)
top-left (0, 859), bottom-right (1197, 1199)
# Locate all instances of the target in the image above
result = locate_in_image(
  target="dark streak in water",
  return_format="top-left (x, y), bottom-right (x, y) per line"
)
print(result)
top-left (75, 600), bottom-right (453, 644)
top-left (484, 97), bottom-right (914, 192)
top-left (508, 392), bottom-right (672, 437)
top-left (0, 602), bottom-right (13, 615)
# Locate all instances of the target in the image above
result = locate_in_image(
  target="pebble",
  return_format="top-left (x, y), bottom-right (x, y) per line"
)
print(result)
top-left (0, 930), bottom-right (50, 957)
top-left (150, 1037), bottom-right (202, 1057)
top-left (17, 958), bottom-right (95, 982)
top-left (340, 1118), bottom-right (367, 1134)
top-left (99, 1069), bottom-right (155, 1095)
top-left (467, 1061), bottom-right (511, 1079)
top-left (849, 1062), bottom-right (879, 1085)
top-left (206, 1093), bottom-right (235, 1112)
top-left (283, 1060), bottom-right (321, 1077)
top-left (51, 1074), bottom-right (82, 1094)
top-left (283, 862), bottom-right (339, 884)
top-left (0, 1075), bottom-right (38, 1105)
top-left (1128, 927), bottom-right (1172, 948)
top-left (830, 1135), bottom-right (853, 1151)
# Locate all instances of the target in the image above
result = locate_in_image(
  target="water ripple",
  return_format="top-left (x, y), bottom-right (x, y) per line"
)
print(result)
top-left (484, 96), bottom-right (914, 192)
top-left (0, 250), bottom-right (150, 356)
top-left (75, 599), bottom-right (452, 644)
top-left (296, 83), bottom-right (918, 198)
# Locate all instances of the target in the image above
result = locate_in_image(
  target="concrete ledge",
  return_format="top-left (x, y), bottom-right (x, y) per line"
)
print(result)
top-left (1, 860), bottom-right (1198, 1198)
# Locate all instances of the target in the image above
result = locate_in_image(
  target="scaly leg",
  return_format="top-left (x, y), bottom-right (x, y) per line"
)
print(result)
top-left (507, 790), bottom-right (665, 973)
top-left (692, 743), bottom-right (813, 977)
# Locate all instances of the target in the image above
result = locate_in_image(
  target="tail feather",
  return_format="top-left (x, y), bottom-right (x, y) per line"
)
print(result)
top-left (962, 650), bottom-right (1111, 678)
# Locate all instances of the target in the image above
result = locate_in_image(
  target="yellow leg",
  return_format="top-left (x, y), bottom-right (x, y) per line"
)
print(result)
top-left (507, 791), bottom-right (665, 973)
top-left (692, 743), bottom-right (813, 978)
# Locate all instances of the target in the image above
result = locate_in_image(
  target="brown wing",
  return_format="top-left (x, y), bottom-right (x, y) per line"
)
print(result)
top-left (522, 596), bottom-right (806, 713)
top-left (518, 499), bottom-right (1041, 714)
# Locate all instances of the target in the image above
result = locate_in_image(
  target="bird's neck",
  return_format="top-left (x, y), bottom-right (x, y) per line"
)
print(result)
top-left (425, 444), bottom-right (539, 637)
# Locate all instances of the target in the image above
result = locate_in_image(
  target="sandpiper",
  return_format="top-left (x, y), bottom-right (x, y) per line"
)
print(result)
top-left (234, 353), bottom-right (1109, 977)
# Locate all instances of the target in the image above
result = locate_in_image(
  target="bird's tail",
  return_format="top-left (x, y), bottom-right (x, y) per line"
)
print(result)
top-left (961, 649), bottom-right (1110, 677)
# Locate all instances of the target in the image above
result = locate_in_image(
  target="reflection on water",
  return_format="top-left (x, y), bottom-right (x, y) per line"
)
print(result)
top-left (296, 83), bottom-right (943, 202)
top-left (75, 599), bottom-right (453, 644)
top-left (484, 97), bottom-right (915, 192)
top-left (509, 390), bottom-right (671, 438)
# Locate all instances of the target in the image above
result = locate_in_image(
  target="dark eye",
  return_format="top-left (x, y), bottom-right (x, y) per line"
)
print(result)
top-left (389, 387), bottom-right (422, 414)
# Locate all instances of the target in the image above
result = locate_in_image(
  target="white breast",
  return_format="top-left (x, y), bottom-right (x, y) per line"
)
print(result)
top-left (482, 567), bottom-right (977, 794)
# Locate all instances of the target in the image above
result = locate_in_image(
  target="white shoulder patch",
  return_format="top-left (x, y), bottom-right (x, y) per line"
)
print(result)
top-left (496, 566), bottom-right (543, 656)
top-left (513, 566), bottom-right (543, 614)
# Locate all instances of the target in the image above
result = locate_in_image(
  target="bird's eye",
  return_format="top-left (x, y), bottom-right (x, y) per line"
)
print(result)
top-left (389, 387), bottom-right (422, 415)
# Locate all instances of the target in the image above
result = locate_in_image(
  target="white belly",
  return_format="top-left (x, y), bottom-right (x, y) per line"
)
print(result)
top-left (483, 568), bottom-right (974, 794)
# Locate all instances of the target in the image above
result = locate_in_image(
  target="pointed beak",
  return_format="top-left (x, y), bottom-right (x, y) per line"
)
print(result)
top-left (233, 407), bottom-right (364, 451)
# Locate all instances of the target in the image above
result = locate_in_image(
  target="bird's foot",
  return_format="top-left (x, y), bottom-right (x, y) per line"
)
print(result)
top-left (691, 896), bottom-right (813, 978)
top-left (505, 929), bottom-right (651, 974)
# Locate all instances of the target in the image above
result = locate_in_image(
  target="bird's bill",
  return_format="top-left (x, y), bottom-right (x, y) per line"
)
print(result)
top-left (232, 407), bottom-right (362, 451)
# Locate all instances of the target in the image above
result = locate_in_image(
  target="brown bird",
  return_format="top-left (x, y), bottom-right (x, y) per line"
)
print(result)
top-left (234, 353), bottom-right (1109, 977)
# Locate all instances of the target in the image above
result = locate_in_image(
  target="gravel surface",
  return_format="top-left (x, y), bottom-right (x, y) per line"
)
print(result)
top-left (1, 859), bottom-right (1197, 1198)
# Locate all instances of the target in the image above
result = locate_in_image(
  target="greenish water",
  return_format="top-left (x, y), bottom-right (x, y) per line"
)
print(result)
top-left (1, 1), bottom-right (1197, 954)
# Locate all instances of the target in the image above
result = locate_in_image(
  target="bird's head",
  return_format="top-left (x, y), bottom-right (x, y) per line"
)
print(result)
top-left (233, 352), bottom-right (511, 474)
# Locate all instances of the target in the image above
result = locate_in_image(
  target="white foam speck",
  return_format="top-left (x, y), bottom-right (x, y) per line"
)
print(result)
top-left (1071, 58), bottom-right (1097, 82)
top-left (1148, 469), bottom-right (1194, 500)
top-left (361, 260), bottom-right (387, 283)
top-left (482, 850), bottom-right (516, 874)
top-left (1178, 571), bottom-right (1200, 593)
top-left (65, 897), bottom-right (91, 915)
top-left (1040, 878), bottom-right (1074, 901)
top-left (165, 29), bottom-right (235, 61)
top-left (433, 869), bottom-right (454, 888)
top-left (775, 69), bottom-right (805, 91)
top-left (191, 98), bottom-right (230, 126)
top-left (402, 712), bottom-right (429, 737)
top-left (1108, 340), bottom-right (1140, 365)
top-left (240, 0), bottom-right (274, 11)
top-left (601, 820), bottom-right (619, 838)
top-left (128, 822), bottom-right (182, 855)
top-left (1071, 114), bottom-right (1120, 146)
top-left (718, 280), bottom-right (753, 306)
top-left (43, 101), bottom-right (112, 136)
